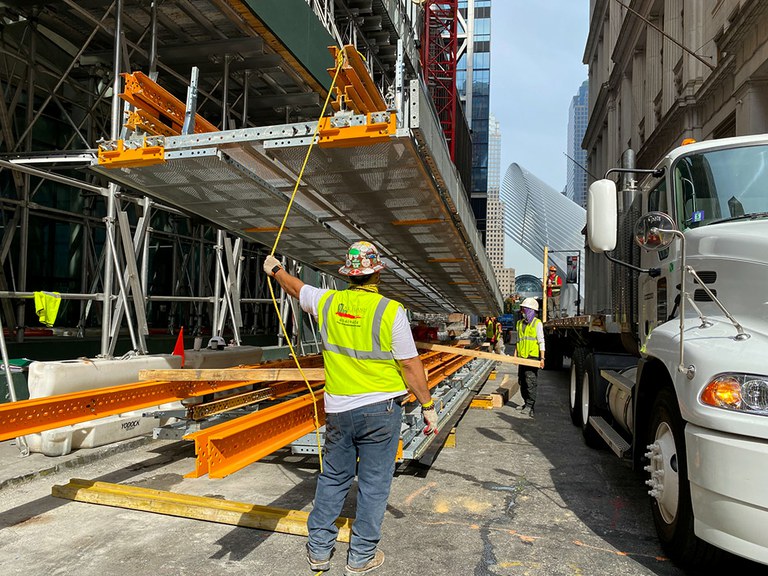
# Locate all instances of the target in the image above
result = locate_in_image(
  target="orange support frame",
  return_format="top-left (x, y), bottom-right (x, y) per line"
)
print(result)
top-left (184, 391), bottom-right (325, 479)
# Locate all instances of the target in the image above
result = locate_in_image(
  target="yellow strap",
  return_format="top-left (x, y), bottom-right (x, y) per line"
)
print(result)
top-left (266, 49), bottom-right (347, 473)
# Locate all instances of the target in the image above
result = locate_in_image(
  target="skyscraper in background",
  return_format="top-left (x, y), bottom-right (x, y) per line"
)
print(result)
top-left (485, 114), bottom-right (514, 297)
top-left (457, 0), bottom-right (491, 244)
top-left (566, 79), bottom-right (589, 208)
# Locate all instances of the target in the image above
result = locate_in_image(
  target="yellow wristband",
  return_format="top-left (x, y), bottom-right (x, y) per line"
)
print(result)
top-left (421, 399), bottom-right (435, 410)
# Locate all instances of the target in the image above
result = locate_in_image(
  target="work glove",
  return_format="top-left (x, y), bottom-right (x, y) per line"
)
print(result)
top-left (422, 407), bottom-right (438, 435)
top-left (263, 255), bottom-right (282, 276)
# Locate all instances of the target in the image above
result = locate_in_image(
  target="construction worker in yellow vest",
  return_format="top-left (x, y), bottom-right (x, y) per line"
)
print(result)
top-left (264, 240), bottom-right (437, 576)
top-left (485, 316), bottom-right (495, 344)
top-left (513, 297), bottom-right (545, 418)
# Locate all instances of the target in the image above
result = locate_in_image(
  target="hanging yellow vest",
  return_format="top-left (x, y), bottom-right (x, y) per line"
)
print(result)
top-left (516, 318), bottom-right (542, 359)
top-left (317, 289), bottom-right (406, 395)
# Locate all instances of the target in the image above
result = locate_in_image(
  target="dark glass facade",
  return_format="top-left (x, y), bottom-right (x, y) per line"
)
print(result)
top-left (457, 0), bottom-right (491, 245)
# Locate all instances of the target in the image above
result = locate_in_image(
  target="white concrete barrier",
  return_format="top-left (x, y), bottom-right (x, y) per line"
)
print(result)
top-left (25, 355), bottom-right (182, 457)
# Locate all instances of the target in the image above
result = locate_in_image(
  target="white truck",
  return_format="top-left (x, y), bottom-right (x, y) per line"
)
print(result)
top-left (543, 135), bottom-right (768, 569)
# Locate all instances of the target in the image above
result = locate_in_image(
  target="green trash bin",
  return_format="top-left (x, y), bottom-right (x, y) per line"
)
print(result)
top-left (1, 358), bottom-right (31, 403)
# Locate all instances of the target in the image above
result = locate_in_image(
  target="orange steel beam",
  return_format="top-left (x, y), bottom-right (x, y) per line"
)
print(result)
top-left (124, 109), bottom-right (180, 137)
top-left (184, 391), bottom-right (325, 479)
top-left (327, 46), bottom-right (386, 114)
top-left (0, 375), bottom-right (318, 442)
top-left (121, 71), bottom-right (217, 134)
top-left (403, 353), bottom-right (473, 404)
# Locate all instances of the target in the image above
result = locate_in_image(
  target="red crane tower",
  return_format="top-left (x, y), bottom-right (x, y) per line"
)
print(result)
top-left (422, 1), bottom-right (459, 160)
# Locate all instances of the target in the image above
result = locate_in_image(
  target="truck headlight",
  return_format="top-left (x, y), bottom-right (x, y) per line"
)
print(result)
top-left (700, 373), bottom-right (768, 414)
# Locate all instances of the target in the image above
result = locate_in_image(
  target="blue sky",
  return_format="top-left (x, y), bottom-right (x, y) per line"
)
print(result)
top-left (490, 1), bottom-right (590, 276)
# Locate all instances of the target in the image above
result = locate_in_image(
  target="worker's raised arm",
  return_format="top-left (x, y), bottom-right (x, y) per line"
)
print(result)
top-left (263, 255), bottom-right (304, 299)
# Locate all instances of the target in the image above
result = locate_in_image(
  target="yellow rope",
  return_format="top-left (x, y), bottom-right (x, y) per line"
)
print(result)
top-left (267, 49), bottom-right (346, 473)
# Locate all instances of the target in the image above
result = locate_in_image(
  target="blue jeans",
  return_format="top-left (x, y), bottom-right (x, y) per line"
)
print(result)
top-left (307, 398), bottom-right (402, 568)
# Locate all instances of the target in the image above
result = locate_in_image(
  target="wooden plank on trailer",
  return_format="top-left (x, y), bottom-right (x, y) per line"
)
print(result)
top-left (138, 368), bottom-right (326, 382)
top-left (414, 342), bottom-right (541, 367)
top-left (52, 479), bottom-right (352, 542)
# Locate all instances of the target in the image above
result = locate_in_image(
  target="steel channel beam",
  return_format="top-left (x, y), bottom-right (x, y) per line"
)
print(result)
top-left (189, 380), bottom-right (325, 420)
top-left (184, 391), bottom-right (325, 479)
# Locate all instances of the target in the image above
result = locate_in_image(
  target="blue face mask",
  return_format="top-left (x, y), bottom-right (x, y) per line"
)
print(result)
top-left (522, 307), bottom-right (536, 323)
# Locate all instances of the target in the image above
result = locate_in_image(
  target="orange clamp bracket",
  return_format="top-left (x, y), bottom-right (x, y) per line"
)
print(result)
top-left (317, 112), bottom-right (396, 148)
top-left (98, 139), bottom-right (165, 169)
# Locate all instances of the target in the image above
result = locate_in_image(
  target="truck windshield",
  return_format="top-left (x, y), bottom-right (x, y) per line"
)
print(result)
top-left (674, 144), bottom-right (768, 229)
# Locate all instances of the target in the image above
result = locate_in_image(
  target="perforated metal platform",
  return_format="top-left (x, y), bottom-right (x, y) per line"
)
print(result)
top-left (93, 81), bottom-right (501, 315)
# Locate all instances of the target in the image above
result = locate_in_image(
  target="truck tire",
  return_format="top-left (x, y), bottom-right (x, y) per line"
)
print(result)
top-left (569, 347), bottom-right (587, 426)
top-left (645, 388), bottom-right (721, 568)
top-left (580, 353), bottom-right (603, 448)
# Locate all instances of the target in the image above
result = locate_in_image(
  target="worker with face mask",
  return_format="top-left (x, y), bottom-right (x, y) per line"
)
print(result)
top-left (513, 298), bottom-right (545, 417)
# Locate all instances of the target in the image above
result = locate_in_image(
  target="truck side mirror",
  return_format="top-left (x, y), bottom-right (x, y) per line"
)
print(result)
top-left (634, 211), bottom-right (676, 251)
top-left (587, 179), bottom-right (617, 253)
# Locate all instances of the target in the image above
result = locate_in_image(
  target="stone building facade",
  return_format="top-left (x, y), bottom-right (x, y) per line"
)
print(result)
top-left (583, 0), bottom-right (768, 177)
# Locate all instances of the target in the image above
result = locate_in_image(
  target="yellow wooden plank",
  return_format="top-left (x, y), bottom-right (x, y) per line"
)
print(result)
top-left (470, 394), bottom-right (494, 410)
top-left (52, 479), bottom-right (351, 542)
top-left (414, 342), bottom-right (541, 367)
top-left (444, 428), bottom-right (456, 448)
top-left (138, 368), bottom-right (326, 382)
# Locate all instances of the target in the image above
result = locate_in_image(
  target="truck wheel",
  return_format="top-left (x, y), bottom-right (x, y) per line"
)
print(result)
top-left (645, 388), bottom-right (720, 568)
top-left (569, 347), bottom-right (587, 426)
top-left (580, 354), bottom-right (603, 448)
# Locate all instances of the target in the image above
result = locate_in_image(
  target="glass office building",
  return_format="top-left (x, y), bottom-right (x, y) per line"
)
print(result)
top-left (566, 80), bottom-right (589, 207)
top-left (457, 0), bottom-right (491, 244)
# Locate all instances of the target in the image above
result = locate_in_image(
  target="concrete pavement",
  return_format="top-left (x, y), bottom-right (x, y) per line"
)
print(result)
top-left (0, 363), bottom-right (760, 575)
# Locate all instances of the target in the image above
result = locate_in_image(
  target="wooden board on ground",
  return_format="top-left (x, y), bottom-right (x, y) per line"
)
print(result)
top-left (491, 374), bottom-right (514, 406)
top-left (138, 368), bottom-right (326, 382)
top-left (414, 342), bottom-right (540, 367)
top-left (52, 478), bottom-right (352, 541)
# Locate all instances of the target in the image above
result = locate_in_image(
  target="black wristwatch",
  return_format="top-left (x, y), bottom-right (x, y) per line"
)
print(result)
top-left (271, 264), bottom-right (282, 275)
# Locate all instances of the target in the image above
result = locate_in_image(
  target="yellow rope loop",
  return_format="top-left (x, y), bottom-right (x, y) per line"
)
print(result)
top-left (267, 47), bottom-right (347, 473)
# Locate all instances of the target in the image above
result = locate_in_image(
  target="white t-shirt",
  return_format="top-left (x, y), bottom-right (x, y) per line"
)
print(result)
top-left (299, 284), bottom-right (416, 413)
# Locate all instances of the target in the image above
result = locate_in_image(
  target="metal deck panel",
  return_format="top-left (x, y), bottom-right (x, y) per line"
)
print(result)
top-left (92, 88), bottom-right (501, 314)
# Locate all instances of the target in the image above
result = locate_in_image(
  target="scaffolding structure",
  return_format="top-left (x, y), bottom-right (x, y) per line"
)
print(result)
top-left (0, 0), bottom-right (498, 361)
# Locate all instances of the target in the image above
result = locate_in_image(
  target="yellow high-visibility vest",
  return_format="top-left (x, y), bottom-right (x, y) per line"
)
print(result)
top-left (516, 318), bottom-right (541, 359)
top-left (317, 289), bottom-right (406, 395)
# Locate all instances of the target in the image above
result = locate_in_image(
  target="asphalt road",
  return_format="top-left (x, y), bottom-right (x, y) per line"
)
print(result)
top-left (0, 361), bottom-right (764, 575)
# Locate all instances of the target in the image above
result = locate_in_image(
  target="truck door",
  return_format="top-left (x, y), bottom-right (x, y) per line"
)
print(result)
top-left (639, 177), bottom-right (673, 351)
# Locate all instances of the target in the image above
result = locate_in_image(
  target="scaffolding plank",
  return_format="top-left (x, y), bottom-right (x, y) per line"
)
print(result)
top-left (138, 367), bottom-right (326, 382)
top-left (414, 342), bottom-right (541, 367)
top-left (52, 478), bottom-right (352, 542)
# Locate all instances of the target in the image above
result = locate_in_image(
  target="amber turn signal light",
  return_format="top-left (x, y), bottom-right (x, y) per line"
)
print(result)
top-left (701, 377), bottom-right (742, 408)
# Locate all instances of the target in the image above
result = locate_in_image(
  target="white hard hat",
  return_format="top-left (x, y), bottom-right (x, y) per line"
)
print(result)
top-left (521, 297), bottom-right (539, 311)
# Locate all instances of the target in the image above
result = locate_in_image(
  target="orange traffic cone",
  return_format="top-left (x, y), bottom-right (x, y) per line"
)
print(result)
top-left (173, 326), bottom-right (185, 367)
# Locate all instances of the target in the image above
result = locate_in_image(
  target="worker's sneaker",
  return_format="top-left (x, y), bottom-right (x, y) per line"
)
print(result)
top-left (520, 405), bottom-right (533, 416)
top-left (306, 545), bottom-right (331, 571)
top-left (344, 549), bottom-right (385, 575)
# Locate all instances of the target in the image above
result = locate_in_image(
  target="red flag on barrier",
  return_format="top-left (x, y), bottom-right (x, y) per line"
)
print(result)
top-left (173, 326), bottom-right (185, 367)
